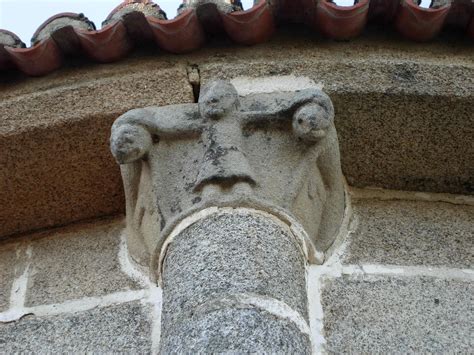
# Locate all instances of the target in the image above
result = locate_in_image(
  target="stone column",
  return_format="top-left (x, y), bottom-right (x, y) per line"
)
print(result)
top-left (159, 209), bottom-right (311, 353)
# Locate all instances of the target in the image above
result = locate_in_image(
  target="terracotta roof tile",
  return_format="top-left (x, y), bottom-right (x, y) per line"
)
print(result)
top-left (315, 0), bottom-right (370, 40)
top-left (4, 38), bottom-right (63, 76)
top-left (0, 0), bottom-right (472, 77)
top-left (0, 30), bottom-right (26, 70)
top-left (76, 21), bottom-right (133, 63)
top-left (221, 1), bottom-right (275, 45)
top-left (395, 0), bottom-right (452, 41)
top-left (148, 9), bottom-right (206, 53)
top-left (31, 13), bottom-right (96, 46)
top-left (103, 0), bottom-right (167, 26)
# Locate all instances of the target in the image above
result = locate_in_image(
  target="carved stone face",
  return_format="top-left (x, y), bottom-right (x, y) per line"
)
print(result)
top-left (199, 80), bottom-right (240, 120)
top-left (110, 80), bottom-right (346, 271)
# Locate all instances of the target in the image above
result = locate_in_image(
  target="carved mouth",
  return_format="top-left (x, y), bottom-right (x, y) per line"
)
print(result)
top-left (203, 107), bottom-right (225, 119)
top-left (193, 174), bottom-right (256, 192)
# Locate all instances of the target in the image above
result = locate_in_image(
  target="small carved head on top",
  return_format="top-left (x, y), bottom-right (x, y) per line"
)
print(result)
top-left (292, 92), bottom-right (334, 142)
top-left (199, 80), bottom-right (240, 120)
top-left (110, 79), bottom-right (346, 274)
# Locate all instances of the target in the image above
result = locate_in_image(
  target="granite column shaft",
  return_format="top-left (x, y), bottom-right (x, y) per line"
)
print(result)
top-left (159, 210), bottom-right (311, 353)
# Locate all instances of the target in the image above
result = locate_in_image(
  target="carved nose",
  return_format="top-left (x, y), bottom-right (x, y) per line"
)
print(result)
top-left (194, 144), bottom-right (256, 191)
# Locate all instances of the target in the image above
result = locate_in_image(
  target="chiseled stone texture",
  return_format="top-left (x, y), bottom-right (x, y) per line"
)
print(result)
top-left (334, 93), bottom-right (473, 194)
top-left (161, 211), bottom-right (309, 353)
top-left (162, 212), bottom-right (308, 320)
top-left (161, 307), bottom-right (311, 354)
top-left (0, 61), bottom-right (194, 239)
top-left (195, 34), bottom-right (473, 194)
top-left (0, 242), bottom-right (17, 312)
top-left (343, 199), bottom-right (474, 268)
top-left (1, 35), bottom-right (472, 241)
top-left (321, 274), bottom-right (473, 353)
top-left (26, 218), bottom-right (139, 306)
top-left (112, 80), bottom-right (345, 267)
top-left (0, 301), bottom-right (152, 353)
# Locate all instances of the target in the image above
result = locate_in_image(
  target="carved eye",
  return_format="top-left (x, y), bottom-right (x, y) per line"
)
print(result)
top-left (111, 124), bottom-right (153, 164)
top-left (293, 103), bottom-right (331, 142)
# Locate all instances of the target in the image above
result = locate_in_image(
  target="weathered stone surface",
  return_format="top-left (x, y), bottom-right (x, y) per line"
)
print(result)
top-left (111, 79), bottom-right (345, 267)
top-left (343, 199), bottom-right (474, 268)
top-left (32, 14), bottom-right (95, 45)
top-left (0, 242), bottom-right (17, 312)
top-left (160, 211), bottom-right (310, 353)
top-left (26, 218), bottom-right (140, 306)
top-left (0, 62), bottom-right (193, 239)
top-left (194, 34), bottom-right (473, 194)
top-left (161, 307), bottom-right (311, 354)
top-left (333, 93), bottom-right (473, 194)
top-left (0, 301), bottom-right (152, 353)
top-left (0, 116), bottom-right (125, 240)
top-left (321, 274), bottom-right (473, 353)
top-left (0, 60), bottom-right (193, 128)
top-left (113, 80), bottom-right (334, 352)
top-left (1, 35), bottom-right (472, 241)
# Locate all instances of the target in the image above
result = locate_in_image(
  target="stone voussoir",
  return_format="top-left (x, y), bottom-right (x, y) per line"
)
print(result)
top-left (0, 62), bottom-right (194, 239)
top-left (195, 37), bottom-right (473, 195)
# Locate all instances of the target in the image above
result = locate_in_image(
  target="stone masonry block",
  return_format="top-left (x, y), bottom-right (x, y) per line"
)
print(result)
top-left (0, 62), bottom-right (194, 239)
top-left (0, 242), bottom-right (17, 312)
top-left (343, 199), bottom-right (474, 268)
top-left (0, 301), bottom-right (152, 353)
top-left (25, 218), bottom-right (140, 306)
top-left (321, 274), bottom-right (473, 353)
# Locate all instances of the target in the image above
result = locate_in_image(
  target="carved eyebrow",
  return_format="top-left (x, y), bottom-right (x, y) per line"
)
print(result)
top-left (241, 110), bottom-right (292, 126)
top-left (113, 105), bottom-right (205, 139)
top-left (240, 89), bottom-right (333, 125)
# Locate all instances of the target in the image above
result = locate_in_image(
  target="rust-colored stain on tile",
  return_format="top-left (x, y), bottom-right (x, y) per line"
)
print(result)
top-left (0, 0), bottom-right (473, 77)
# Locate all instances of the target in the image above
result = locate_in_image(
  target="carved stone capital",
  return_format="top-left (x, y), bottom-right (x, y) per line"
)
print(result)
top-left (110, 79), bottom-right (346, 277)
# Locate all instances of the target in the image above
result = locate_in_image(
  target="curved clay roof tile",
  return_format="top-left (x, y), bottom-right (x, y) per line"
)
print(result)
top-left (395, 0), bottom-right (452, 41)
top-left (75, 21), bottom-right (134, 63)
top-left (4, 38), bottom-right (63, 76)
top-left (103, 0), bottom-right (167, 26)
top-left (0, 30), bottom-right (26, 70)
top-left (315, 0), bottom-right (370, 40)
top-left (147, 9), bottom-right (206, 53)
top-left (220, 0), bottom-right (275, 45)
top-left (31, 13), bottom-right (96, 46)
top-left (0, 0), bottom-right (473, 77)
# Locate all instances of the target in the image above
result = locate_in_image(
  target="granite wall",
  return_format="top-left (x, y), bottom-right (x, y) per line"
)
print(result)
top-left (0, 189), bottom-right (472, 352)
